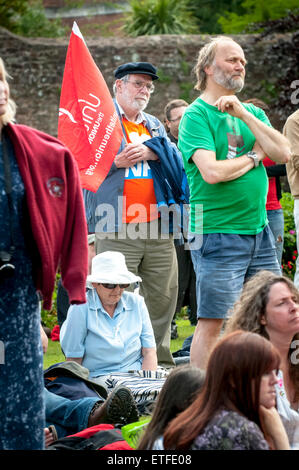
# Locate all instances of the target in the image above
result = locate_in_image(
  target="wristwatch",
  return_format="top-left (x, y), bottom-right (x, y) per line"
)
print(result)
top-left (247, 151), bottom-right (260, 168)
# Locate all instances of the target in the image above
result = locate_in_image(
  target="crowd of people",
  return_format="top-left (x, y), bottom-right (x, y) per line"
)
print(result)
top-left (1, 33), bottom-right (299, 451)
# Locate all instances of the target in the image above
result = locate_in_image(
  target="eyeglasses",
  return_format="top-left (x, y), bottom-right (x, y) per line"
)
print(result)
top-left (127, 80), bottom-right (155, 93)
top-left (100, 283), bottom-right (130, 289)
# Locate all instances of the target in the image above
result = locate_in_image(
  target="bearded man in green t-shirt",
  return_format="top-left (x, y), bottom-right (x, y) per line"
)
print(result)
top-left (178, 36), bottom-right (290, 370)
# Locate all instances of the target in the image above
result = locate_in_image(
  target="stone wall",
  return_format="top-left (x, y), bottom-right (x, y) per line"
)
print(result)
top-left (0, 27), bottom-right (298, 138)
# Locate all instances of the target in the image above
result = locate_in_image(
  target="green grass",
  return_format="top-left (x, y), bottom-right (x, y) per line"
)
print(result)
top-left (170, 318), bottom-right (194, 353)
top-left (43, 316), bottom-right (195, 370)
top-left (44, 338), bottom-right (65, 370)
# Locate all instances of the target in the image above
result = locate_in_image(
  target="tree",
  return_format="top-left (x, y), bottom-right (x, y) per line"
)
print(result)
top-left (218, 0), bottom-right (299, 33)
top-left (123, 0), bottom-right (198, 36)
top-left (187, 0), bottom-right (244, 34)
top-left (0, 0), bottom-right (28, 30)
top-left (0, 0), bottom-right (65, 37)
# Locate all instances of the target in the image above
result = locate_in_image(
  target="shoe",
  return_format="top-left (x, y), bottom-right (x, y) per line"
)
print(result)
top-left (88, 386), bottom-right (139, 428)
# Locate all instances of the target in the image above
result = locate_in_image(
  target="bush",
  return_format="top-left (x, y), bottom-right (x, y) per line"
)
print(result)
top-left (281, 192), bottom-right (297, 279)
top-left (123, 0), bottom-right (197, 36)
top-left (218, 0), bottom-right (299, 34)
top-left (41, 272), bottom-right (60, 330)
top-left (0, 0), bottom-right (66, 38)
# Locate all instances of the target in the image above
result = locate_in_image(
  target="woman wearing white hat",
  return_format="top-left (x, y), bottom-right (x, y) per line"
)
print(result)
top-left (60, 251), bottom-right (166, 413)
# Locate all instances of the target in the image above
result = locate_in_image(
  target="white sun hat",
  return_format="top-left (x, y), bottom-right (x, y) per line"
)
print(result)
top-left (86, 251), bottom-right (142, 285)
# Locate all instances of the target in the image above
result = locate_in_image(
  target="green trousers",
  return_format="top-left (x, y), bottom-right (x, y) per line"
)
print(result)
top-left (95, 220), bottom-right (178, 367)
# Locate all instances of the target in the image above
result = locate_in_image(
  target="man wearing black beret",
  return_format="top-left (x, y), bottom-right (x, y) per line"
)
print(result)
top-left (83, 62), bottom-right (189, 368)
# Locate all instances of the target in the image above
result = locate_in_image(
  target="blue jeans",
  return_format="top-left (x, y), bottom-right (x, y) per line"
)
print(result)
top-left (44, 388), bottom-right (102, 438)
top-left (267, 209), bottom-right (284, 266)
top-left (190, 225), bottom-right (281, 320)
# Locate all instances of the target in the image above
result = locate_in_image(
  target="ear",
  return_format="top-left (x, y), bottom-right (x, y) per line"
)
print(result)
top-left (204, 64), bottom-right (214, 76)
top-left (260, 315), bottom-right (267, 326)
top-left (115, 79), bottom-right (123, 93)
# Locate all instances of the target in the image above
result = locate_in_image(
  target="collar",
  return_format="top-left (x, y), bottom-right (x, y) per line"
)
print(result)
top-left (116, 99), bottom-right (147, 125)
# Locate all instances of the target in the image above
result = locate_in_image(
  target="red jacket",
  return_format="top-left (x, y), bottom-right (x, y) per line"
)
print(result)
top-left (6, 123), bottom-right (88, 310)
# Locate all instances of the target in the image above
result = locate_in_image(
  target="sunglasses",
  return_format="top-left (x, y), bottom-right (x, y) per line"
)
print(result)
top-left (100, 283), bottom-right (130, 289)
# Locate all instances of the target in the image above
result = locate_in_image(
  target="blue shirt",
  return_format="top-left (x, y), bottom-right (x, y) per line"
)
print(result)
top-left (60, 289), bottom-right (156, 377)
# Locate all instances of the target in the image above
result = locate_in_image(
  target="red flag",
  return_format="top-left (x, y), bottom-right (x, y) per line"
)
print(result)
top-left (58, 22), bottom-right (123, 192)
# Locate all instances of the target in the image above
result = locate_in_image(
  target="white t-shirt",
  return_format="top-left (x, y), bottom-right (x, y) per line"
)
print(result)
top-left (276, 370), bottom-right (299, 450)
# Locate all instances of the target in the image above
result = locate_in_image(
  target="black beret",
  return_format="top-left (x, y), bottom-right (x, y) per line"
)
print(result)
top-left (114, 62), bottom-right (159, 80)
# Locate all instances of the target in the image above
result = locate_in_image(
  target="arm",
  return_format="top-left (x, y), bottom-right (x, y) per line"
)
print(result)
top-left (138, 296), bottom-right (157, 369)
top-left (192, 140), bottom-right (265, 184)
top-left (215, 95), bottom-right (290, 164)
top-left (259, 406), bottom-right (290, 450)
top-left (141, 347), bottom-right (158, 371)
top-left (284, 114), bottom-right (299, 171)
top-left (40, 324), bottom-right (48, 354)
top-left (60, 305), bottom-right (87, 362)
top-left (60, 151), bottom-right (88, 305)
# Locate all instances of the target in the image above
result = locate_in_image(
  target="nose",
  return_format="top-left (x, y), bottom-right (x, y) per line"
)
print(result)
top-left (270, 370), bottom-right (279, 385)
top-left (235, 62), bottom-right (244, 72)
top-left (113, 285), bottom-right (122, 293)
top-left (0, 80), bottom-right (8, 97)
top-left (289, 298), bottom-right (299, 313)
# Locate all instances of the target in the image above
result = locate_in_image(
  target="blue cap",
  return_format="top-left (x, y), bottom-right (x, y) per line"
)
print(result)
top-left (114, 62), bottom-right (159, 80)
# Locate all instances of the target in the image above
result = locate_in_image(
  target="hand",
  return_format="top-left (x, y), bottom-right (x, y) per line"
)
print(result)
top-left (214, 95), bottom-right (249, 120)
top-left (259, 406), bottom-right (290, 450)
top-left (114, 147), bottom-right (133, 168)
top-left (40, 324), bottom-right (48, 354)
top-left (114, 143), bottom-right (158, 168)
top-left (125, 143), bottom-right (158, 164)
top-left (44, 428), bottom-right (55, 448)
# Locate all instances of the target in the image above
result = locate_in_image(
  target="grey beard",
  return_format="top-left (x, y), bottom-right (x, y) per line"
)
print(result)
top-left (214, 68), bottom-right (244, 93)
top-left (133, 98), bottom-right (148, 112)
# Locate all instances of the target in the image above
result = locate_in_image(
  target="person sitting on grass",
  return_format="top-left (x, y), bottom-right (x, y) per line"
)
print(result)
top-left (41, 321), bottom-right (138, 448)
top-left (163, 331), bottom-right (290, 450)
top-left (137, 364), bottom-right (205, 450)
top-left (60, 251), bottom-right (168, 414)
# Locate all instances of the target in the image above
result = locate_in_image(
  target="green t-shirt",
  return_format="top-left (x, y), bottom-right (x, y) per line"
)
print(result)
top-left (178, 98), bottom-right (271, 235)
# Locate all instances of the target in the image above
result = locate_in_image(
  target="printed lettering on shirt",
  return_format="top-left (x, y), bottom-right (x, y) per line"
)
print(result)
top-left (226, 132), bottom-right (245, 159)
top-left (124, 131), bottom-right (152, 178)
top-left (125, 161), bottom-right (152, 179)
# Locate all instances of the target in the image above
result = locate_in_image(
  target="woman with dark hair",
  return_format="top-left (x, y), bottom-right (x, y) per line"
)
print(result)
top-left (225, 270), bottom-right (299, 449)
top-left (163, 331), bottom-right (289, 450)
top-left (137, 365), bottom-right (205, 450)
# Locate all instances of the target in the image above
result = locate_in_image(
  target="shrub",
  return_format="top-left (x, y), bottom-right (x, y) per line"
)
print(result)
top-left (0, 0), bottom-right (66, 38)
top-left (123, 0), bottom-right (197, 36)
top-left (41, 272), bottom-right (60, 330)
top-left (281, 192), bottom-right (296, 279)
